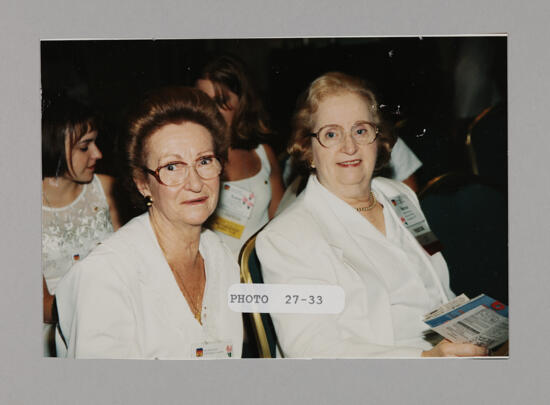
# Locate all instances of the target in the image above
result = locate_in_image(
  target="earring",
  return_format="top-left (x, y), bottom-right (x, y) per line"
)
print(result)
top-left (144, 195), bottom-right (153, 207)
top-left (310, 160), bottom-right (316, 169)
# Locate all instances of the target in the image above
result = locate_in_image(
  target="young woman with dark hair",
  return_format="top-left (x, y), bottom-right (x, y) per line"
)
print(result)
top-left (41, 97), bottom-right (120, 356)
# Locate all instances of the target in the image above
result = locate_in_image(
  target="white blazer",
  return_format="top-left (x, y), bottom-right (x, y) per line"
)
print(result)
top-left (256, 175), bottom-right (454, 358)
top-left (55, 213), bottom-right (243, 359)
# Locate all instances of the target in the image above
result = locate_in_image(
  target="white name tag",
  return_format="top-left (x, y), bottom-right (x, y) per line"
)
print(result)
top-left (219, 183), bottom-right (255, 220)
top-left (389, 194), bottom-right (441, 253)
top-left (210, 184), bottom-right (255, 239)
top-left (227, 284), bottom-right (345, 314)
top-left (191, 340), bottom-right (234, 359)
top-left (389, 194), bottom-right (428, 236)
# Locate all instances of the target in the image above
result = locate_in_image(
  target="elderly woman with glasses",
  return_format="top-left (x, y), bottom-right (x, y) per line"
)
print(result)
top-left (55, 87), bottom-right (243, 359)
top-left (256, 72), bottom-right (487, 358)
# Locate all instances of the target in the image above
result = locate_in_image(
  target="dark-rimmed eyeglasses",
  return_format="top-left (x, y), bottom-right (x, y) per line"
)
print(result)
top-left (142, 155), bottom-right (222, 186)
top-left (310, 121), bottom-right (379, 148)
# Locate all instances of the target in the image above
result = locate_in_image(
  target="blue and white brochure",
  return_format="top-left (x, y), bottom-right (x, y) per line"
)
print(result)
top-left (423, 294), bottom-right (508, 350)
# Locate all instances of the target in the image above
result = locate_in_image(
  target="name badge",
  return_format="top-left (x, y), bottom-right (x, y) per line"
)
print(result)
top-left (191, 340), bottom-right (234, 359)
top-left (389, 194), bottom-right (442, 255)
top-left (210, 184), bottom-right (255, 239)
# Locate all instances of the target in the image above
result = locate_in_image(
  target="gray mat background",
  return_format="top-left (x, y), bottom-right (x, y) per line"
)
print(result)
top-left (1, 0), bottom-right (548, 404)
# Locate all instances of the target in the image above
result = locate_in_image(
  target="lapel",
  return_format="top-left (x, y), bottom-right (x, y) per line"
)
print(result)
top-left (372, 178), bottom-right (449, 303)
top-left (302, 176), bottom-right (395, 344)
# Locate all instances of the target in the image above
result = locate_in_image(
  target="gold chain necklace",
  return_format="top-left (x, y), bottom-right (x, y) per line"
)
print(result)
top-left (150, 218), bottom-right (205, 324)
top-left (172, 256), bottom-right (205, 324)
top-left (355, 191), bottom-right (377, 212)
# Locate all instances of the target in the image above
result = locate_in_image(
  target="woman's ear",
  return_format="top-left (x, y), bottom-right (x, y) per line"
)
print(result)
top-left (134, 174), bottom-right (151, 198)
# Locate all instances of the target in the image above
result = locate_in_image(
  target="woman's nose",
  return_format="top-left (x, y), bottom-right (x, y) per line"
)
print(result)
top-left (183, 166), bottom-right (204, 192)
top-left (341, 133), bottom-right (358, 154)
top-left (91, 143), bottom-right (102, 160)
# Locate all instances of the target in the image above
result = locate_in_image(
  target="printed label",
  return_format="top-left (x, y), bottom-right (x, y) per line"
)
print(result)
top-left (227, 284), bottom-right (345, 314)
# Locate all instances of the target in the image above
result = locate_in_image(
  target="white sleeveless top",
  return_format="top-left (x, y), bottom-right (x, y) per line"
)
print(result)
top-left (209, 144), bottom-right (271, 259)
top-left (42, 174), bottom-right (114, 294)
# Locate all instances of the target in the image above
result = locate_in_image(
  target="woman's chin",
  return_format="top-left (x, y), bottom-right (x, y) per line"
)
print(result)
top-left (335, 173), bottom-right (371, 187)
top-left (178, 211), bottom-right (212, 227)
top-left (71, 173), bottom-right (95, 184)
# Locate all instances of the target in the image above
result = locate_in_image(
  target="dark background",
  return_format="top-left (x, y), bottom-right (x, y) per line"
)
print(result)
top-left (41, 37), bottom-right (507, 182)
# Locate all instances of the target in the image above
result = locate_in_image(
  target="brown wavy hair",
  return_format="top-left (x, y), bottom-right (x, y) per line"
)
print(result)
top-left (199, 54), bottom-right (271, 150)
top-left (126, 86), bottom-right (228, 208)
top-left (289, 72), bottom-right (396, 174)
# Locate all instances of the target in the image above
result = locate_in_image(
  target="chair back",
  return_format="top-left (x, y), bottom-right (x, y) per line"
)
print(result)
top-left (238, 232), bottom-right (281, 358)
top-left (419, 172), bottom-right (508, 304)
top-left (464, 103), bottom-right (507, 191)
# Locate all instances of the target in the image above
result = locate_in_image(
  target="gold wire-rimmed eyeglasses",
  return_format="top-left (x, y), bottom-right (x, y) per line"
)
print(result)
top-left (310, 120), bottom-right (379, 148)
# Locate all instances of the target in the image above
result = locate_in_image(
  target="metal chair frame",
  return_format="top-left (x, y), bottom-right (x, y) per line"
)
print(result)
top-left (238, 232), bottom-right (281, 358)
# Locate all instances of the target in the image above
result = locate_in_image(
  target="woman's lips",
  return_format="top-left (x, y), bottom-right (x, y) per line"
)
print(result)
top-left (337, 159), bottom-right (362, 167)
top-left (182, 196), bottom-right (208, 205)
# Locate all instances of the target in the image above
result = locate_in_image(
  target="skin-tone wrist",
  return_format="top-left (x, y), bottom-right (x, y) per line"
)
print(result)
top-left (421, 339), bottom-right (488, 357)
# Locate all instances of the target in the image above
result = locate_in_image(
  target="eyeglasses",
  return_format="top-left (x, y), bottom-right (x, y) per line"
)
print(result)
top-left (310, 121), bottom-right (379, 148)
top-left (143, 155), bottom-right (222, 186)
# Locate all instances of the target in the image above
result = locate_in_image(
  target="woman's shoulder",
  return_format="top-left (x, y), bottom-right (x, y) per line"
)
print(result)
top-left (79, 213), bottom-right (151, 267)
top-left (259, 142), bottom-right (279, 161)
top-left (257, 143), bottom-right (274, 159)
top-left (58, 241), bottom-right (128, 301)
top-left (200, 229), bottom-right (240, 278)
top-left (95, 174), bottom-right (116, 198)
top-left (96, 173), bottom-right (115, 187)
top-left (258, 193), bottom-right (319, 243)
top-left (94, 174), bottom-right (121, 230)
top-left (101, 212), bottom-right (149, 244)
top-left (201, 228), bottom-right (239, 255)
top-left (373, 177), bottom-right (416, 196)
top-left (200, 228), bottom-right (231, 251)
top-left (61, 213), bottom-right (152, 289)
top-left (372, 177), bottom-right (420, 208)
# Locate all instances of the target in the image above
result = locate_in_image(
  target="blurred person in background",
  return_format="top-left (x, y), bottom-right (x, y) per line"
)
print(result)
top-left (196, 55), bottom-right (285, 259)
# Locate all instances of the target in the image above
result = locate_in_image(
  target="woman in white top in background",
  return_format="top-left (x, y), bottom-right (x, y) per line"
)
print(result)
top-left (256, 72), bottom-right (487, 358)
top-left (196, 55), bottom-right (285, 259)
top-left (41, 97), bottom-right (120, 356)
